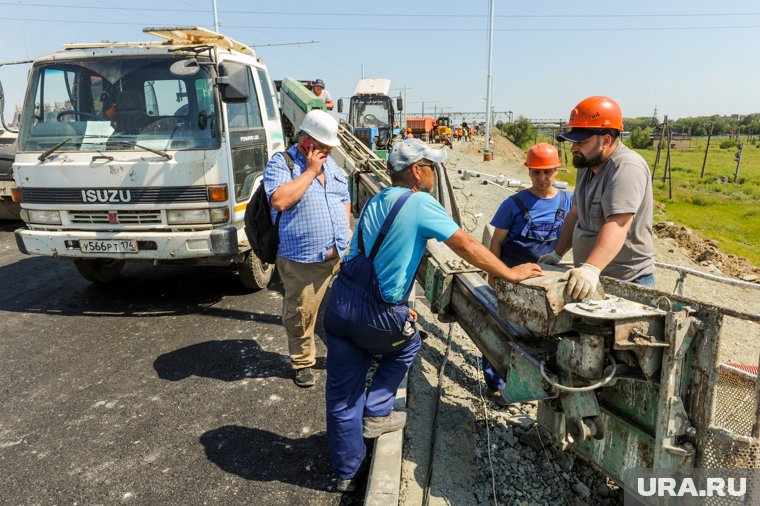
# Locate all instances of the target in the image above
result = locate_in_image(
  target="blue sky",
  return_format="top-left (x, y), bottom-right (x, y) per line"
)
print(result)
top-left (1, 0), bottom-right (759, 123)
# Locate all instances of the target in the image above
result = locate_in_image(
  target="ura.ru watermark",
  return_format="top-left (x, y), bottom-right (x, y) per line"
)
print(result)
top-left (623, 468), bottom-right (759, 505)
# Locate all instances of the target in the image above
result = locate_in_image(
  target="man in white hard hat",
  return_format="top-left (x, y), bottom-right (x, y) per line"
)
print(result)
top-left (264, 109), bottom-right (350, 388)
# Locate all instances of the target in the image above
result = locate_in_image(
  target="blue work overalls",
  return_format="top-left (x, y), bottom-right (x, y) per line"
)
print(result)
top-left (323, 191), bottom-right (421, 480)
top-left (484, 191), bottom-right (568, 392)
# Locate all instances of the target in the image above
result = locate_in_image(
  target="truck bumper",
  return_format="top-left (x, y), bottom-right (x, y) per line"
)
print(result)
top-left (14, 227), bottom-right (239, 260)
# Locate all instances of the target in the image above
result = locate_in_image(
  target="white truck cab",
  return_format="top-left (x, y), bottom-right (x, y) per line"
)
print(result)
top-left (12, 27), bottom-right (284, 288)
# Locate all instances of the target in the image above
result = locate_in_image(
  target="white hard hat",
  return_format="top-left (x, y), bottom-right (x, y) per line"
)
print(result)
top-left (300, 109), bottom-right (341, 147)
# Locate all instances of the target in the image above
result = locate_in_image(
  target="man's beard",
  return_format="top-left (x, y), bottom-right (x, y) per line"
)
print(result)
top-left (572, 150), bottom-right (605, 169)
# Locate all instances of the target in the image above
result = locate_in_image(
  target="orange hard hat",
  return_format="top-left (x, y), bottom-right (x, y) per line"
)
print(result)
top-left (406, 128), bottom-right (412, 133)
top-left (525, 143), bottom-right (561, 169)
top-left (566, 96), bottom-right (623, 131)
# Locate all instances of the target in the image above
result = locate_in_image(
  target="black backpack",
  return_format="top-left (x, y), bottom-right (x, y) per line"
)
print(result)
top-left (244, 151), bottom-right (295, 264)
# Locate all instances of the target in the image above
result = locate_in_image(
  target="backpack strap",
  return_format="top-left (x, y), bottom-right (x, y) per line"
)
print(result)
top-left (357, 190), bottom-right (414, 260)
top-left (272, 150), bottom-right (297, 228)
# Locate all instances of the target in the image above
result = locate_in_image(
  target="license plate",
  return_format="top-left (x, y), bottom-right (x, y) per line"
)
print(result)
top-left (80, 239), bottom-right (138, 253)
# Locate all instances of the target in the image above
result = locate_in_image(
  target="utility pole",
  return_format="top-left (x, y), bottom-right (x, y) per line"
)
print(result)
top-left (734, 142), bottom-right (743, 183)
top-left (652, 115), bottom-right (667, 180)
top-left (212, 0), bottom-right (219, 32)
top-left (700, 122), bottom-right (713, 178)
top-left (483, 0), bottom-right (495, 161)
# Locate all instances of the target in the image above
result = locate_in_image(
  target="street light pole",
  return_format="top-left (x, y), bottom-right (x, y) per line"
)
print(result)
top-left (483, 0), bottom-right (495, 161)
top-left (212, 0), bottom-right (219, 32)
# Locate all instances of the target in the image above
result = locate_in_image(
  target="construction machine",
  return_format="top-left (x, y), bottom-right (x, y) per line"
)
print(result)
top-left (434, 116), bottom-right (451, 143)
top-left (337, 78), bottom-right (401, 159)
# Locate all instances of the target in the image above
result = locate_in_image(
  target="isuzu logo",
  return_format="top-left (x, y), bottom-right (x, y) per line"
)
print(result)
top-left (81, 189), bottom-right (132, 203)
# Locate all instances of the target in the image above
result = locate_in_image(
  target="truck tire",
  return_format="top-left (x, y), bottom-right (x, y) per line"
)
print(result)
top-left (238, 251), bottom-right (274, 291)
top-left (73, 258), bottom-right (125, 283)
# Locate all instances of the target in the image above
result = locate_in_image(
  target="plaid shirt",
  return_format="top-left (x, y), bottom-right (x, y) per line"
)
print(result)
top-left (263, 145), bottom-right (351, 263)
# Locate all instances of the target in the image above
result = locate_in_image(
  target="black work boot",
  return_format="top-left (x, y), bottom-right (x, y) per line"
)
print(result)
top-left (294, 367), bottom-right (315, 388)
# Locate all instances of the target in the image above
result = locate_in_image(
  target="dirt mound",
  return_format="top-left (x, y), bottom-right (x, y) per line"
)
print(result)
top-left (654, 221), bottom-right (760, 282)
top-left (459, 131), bottom-right (526, 164)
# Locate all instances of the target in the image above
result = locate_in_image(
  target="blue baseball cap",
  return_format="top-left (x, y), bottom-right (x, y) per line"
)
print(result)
top-left (313, 79), bottom-right (325, 87)
top-left (387, 138), bottom-right (447, 173)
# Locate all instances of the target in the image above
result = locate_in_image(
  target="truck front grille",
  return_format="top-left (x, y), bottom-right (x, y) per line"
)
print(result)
top-left (68, 210), bottom-right (162, 225)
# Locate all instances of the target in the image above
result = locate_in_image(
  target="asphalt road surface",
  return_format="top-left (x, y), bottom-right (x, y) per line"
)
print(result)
top-left (0, 221), bottom-right (360, 505)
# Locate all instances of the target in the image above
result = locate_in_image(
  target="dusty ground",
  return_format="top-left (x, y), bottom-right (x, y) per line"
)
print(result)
top-left (399, 134), bottom-right (760, 505)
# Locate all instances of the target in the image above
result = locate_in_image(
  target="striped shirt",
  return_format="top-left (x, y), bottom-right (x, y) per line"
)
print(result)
top-left (264, 145), bottom-right (350, 263)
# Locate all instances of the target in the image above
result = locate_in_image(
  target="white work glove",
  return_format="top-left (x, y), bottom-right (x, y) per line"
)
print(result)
top-left (537, 250), bottom-right (562, 265)
top-left (564, 263), bottom-right (601, 300)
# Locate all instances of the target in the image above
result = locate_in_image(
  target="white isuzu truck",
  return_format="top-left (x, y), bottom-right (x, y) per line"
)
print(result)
top-left (10, 27), bottom-right (285, 289)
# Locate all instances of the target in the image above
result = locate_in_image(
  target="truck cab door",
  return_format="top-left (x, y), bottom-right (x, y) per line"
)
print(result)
top-left (222, 63), bottom-right (268, 204)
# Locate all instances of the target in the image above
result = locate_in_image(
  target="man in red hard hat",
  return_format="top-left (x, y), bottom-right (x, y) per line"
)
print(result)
top-left (540, 96), bottom-right (655, 299)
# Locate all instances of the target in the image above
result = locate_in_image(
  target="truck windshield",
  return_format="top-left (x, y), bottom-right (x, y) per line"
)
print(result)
top-left (349, 97), bottom-right (391, 129)
top-left (18, 57), bottom-right (220, 153)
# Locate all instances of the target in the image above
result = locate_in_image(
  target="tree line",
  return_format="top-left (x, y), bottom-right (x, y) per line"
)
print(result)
top-left (496, 114), bottom-right (760, 150)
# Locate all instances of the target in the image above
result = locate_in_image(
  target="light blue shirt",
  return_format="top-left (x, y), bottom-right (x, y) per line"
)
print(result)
top-left (346, 187), bottom-right (459, 303)
top-left (264, 145), bottom-right (350, 263)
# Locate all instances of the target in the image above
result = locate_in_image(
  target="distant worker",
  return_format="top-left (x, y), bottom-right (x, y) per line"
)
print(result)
top-left (322, 138), bottom-right (542, 491)
top-left (264, 109), bottom-right (350, 387)
top-left (483, 143), bottom-right (572, 405)
top-left (312, 78), bottom-right (334, 111)
top-left (403, 127), bottom-right (414, 139)
top-left (539, 96), bottom-right (655, 298)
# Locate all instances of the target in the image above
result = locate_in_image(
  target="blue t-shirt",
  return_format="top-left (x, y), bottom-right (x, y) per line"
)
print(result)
top-left (490, 189), bottom-right (572, 266)
top-left (345, 187), bottom-right (459, 303)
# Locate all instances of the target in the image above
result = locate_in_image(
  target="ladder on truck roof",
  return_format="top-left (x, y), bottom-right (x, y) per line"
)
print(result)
top-left (143, 27), bottom-right (255, 55)
top-left (61, 27), bottom-right (255, 55)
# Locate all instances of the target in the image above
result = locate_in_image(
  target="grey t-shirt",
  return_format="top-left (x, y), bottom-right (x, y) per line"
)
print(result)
top-left (571, 142), bottom-right (655, 281)
top-left (314, 89), bottom-right (332, 105)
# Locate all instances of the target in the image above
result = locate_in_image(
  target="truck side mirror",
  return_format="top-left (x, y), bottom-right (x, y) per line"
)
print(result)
top-left (397, 97), bottom-right (403, 112)
top-left (337, 98), bottom-right (343, 114)
top-left (216, 62), bottom-right (249, 103)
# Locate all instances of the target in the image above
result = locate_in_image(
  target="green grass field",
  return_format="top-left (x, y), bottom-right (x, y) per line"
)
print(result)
top-left (546, 136), bottom-right (760, 266)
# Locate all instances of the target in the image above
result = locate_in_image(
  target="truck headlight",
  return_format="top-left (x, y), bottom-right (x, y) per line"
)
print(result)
top-left (27, 210), bottom-right (62, 225)
top-left (210, 207), bottom-right (229, 224)
top-left (167, 209), bottom-right (211, 225)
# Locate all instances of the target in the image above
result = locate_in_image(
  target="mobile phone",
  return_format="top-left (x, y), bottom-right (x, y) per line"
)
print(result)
top-left (301, 137), bottom-right (318, 153)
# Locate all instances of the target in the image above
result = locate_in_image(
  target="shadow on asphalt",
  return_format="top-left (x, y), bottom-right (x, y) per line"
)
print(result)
top-left (200, 426), bottom-right (366, 503)
top-left (200, 425), bottom-right (335, 491)
top-left (0, 255), bottom-right (283, 320)
top-left (154, 340), bottom-right (328, 382)
top-left (154, 339), bottom-right (291, 381)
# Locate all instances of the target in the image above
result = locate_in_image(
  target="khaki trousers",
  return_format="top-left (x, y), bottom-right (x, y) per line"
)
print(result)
top-left (276, 256), bottom-right (341, 369)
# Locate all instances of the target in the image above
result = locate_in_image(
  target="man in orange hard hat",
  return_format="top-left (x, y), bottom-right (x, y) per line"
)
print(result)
top-left (540, 96), bottom-right (655, 299)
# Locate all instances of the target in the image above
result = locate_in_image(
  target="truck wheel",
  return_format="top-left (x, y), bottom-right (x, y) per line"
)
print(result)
top-left (238, 251), bottom-right (274, 291)
top-left (73, 258), bottom-right (125, 283)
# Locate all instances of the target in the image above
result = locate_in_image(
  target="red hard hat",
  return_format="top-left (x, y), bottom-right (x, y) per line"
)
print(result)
top-left (567, 96), bottom-right (623, 131)
top-left (525, 143), bottom-right (561, 169)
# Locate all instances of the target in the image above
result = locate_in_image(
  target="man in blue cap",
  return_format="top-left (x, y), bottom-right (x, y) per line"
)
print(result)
top-left (321, 138), bottom-right (543, 492)
top-left (312, 78), bottom-right (334, 110)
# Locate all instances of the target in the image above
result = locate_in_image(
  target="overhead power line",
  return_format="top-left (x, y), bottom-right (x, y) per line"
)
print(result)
top-left (2, 16), bottom-right (760, 32)
top-left (2, 2), bottom-right (760, 18)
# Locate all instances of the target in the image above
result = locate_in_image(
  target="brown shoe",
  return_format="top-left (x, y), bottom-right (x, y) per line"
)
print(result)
top-left (362, 411), bottom-right (406, 439)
